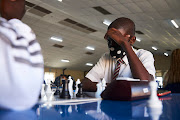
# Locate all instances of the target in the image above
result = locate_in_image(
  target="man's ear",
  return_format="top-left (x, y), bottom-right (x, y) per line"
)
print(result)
top-left (129, 36), bottom-right (136, 45)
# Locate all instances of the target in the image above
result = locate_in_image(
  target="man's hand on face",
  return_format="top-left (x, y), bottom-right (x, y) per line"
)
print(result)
top-left (104, 28), bottom-right (131, 47)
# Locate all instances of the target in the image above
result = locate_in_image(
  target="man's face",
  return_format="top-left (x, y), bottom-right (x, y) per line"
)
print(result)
top-left (61, 76), bottom-right (67, 80)
top-left (107, 37), bottom-right (126, 59)
top-left (105, 28), bottom-right (133, 59)
top-left (0, 0), bottom-right (25, 20)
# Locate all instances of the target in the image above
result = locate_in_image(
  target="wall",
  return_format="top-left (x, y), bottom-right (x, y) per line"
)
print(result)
top-left (44, 68), bottom-right (86, 81)
top-left (154, 55), bottom-right (171, 76)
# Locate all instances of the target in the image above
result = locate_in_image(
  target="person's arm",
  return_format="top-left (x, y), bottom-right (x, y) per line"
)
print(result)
top-left (82, 53), bottom-right (109, 92)
top-left (123, 42), bottom-right (154, 81)
top-left (82, 77), bottom-right (98, 92)
top-left (105, 28), bottom-right (154, 81)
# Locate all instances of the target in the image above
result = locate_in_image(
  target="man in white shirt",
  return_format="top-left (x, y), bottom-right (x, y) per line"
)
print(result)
top-left (0, 0), bottom-right (44, 110)
top-left (82, 17), bottom-right (155, 91)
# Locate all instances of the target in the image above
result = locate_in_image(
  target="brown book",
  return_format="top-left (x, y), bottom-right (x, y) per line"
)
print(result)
top-left (101, 80), bottom-right (150, 101)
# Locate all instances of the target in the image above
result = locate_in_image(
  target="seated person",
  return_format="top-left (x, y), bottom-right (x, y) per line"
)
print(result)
top-left (0, 0), bottom-right (44, 110)
top-left (53, 74), bottom-right (76, 90)
top-left (82, 17), bottom-right (155, 92)
top-left (53, 74), bottom-right (68, 86)
top-left (163, 49), bottom-right (180, 93)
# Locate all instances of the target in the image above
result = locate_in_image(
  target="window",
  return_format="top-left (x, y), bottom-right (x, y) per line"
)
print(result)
top-left (44, 72), bottom-right (55, 84)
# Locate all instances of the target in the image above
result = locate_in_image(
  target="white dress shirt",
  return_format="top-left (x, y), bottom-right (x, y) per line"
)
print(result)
top-left (86, 47), bottom-right (155, 83)
top-left (0, 18), bottom-right (44, 111)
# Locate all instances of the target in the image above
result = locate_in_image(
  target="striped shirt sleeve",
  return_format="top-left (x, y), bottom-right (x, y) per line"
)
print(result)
top-left (0, 18), bottom-right (44, 111)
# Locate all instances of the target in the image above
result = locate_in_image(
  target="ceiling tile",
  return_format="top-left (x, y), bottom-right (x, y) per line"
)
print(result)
top-left (148, 0), bottom-right (170, 11)
top-left (123, 3), bottom-right (143, 13)
top-left (112, 4), bottom-right (132, 14)
top-left (136, 1), bottom-right (156, 12)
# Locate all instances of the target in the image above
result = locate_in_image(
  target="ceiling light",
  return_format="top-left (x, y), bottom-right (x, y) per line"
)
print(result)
top-left (171, 20), bottom-right (179, 28)
top-left (152, 46), bottom-right (157, 51)
top-left (61, 59), bottom-right (70, 62)
top-left (136, 38), bottom-right (141, 42)
top-left (58, 0), bottom-right (62, 2)
top-left (164, 53), bottom-right (168, 57)
top-left (86, 46), bottom-right (95, 51)
top-left (51, 36), bottom-right (63, 42)
top-left (86, 63), bottom-right (93, 66)
top-left (103, 19), bottom-right (111, 26)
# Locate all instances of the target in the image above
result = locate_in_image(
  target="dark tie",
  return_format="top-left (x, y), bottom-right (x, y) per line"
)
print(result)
top-left (113, 58), bottom-right (124, 81)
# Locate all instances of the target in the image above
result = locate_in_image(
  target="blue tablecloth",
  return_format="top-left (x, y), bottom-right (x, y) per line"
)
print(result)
top-left (0, 93), bottom-right (180, 120)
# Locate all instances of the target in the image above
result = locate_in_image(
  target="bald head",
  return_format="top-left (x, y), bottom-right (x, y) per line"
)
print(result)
top-left (0, 0), bottom-right (25, 20)
top-left (108, 17), bottom-right (135, 36)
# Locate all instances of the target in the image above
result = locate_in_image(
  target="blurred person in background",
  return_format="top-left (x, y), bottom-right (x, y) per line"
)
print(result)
top-left (163, 49), bottom-right (180, 93)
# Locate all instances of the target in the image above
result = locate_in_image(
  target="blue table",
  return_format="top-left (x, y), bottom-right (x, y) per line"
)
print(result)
top-left (0, 94), bottom-right (180, 120)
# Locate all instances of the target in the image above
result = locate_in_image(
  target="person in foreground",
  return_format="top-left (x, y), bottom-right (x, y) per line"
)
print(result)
top-left (82, 17), bottom-right (155, 92)
top-left (0, 0), bottom-right (44, 110)
top-left (163, 49), bottom-right (180, 93)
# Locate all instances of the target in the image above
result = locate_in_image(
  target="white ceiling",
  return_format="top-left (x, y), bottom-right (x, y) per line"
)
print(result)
top-left (22, 0), bottom-right (180, 71)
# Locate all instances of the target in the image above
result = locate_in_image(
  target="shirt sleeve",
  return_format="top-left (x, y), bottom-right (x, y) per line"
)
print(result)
top-left (86, 54), bottom-right (107, 82)
top-left (138, 50), bottom-right (156, 79)
top-left (0, 19), bottom-right (44, 111)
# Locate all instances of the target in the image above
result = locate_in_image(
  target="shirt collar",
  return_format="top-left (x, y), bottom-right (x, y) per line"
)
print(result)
top-left (132, 46), bottom-right (138, 53)
top-left (121, 46), bottom-right (137, 65)
top-left (116, 58), bottom-right (125, 64)
top-left (111, 46), bottom-right (137, 65)
top-left (8, 19), bottom-right (22, 24)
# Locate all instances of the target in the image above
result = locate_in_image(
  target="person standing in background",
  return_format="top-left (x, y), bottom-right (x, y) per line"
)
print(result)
top-left (163, 49), bottom-right (180, 93)
top-left (0, 0), bottom-right (44, 110)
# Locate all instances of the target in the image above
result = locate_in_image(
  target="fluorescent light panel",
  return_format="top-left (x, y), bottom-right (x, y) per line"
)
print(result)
top-left (103, 19), bottom-right (111, 26)
top-left (61, 59), bottom-right (69, 62)
top-left (164, 53), bottom-right (168, 56)
top-left (86, 63), bottom-right (93, 66)
top-left (152, 46), bottom-right (157, 51)
top-left (136, 38), bottom-right (141, 42)
top-left (86, 46), bottom-right (95, 51)
top-left (171, 20), bottom-right (179, 28)
top-left (58, 0), bottom-right (62, 2)
top-left (51, 36), bottom-right (63, 42)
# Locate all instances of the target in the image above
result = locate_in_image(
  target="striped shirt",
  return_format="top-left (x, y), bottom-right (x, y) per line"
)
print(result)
top-left (0, 18), bottom-right (44, 111)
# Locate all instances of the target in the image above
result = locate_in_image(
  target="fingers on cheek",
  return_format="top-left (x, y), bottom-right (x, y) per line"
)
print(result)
top-left (107, 30), bottom-right (112, 34)
top-left (111, 28), bottom-right (116, 31)
top-left (106, 32), bottom-right (112, 37)
top-left (104, 34), bottom-right (108, 39)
